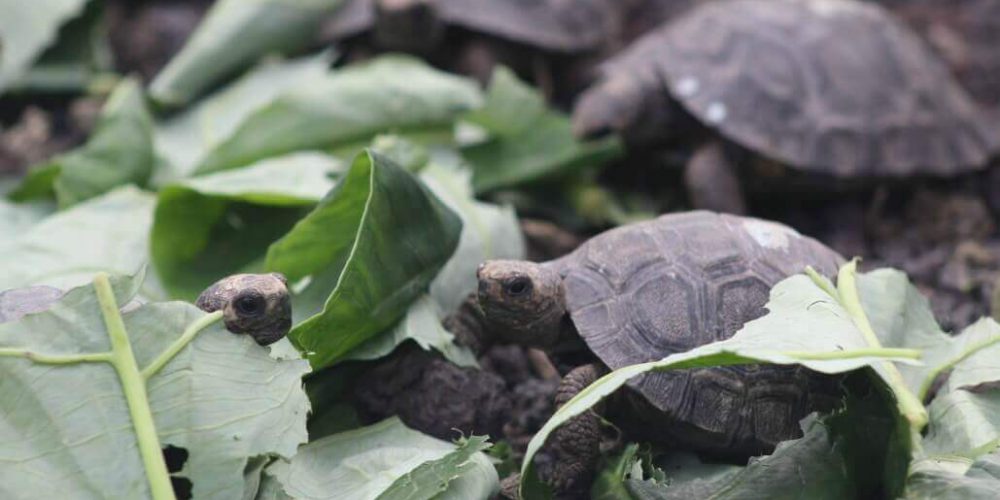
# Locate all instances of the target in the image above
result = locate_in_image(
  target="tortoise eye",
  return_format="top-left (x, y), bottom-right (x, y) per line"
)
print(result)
top-left (234, 293), bottom-right (264, 316)
top-left (504, 278), bottom-right (532, 298)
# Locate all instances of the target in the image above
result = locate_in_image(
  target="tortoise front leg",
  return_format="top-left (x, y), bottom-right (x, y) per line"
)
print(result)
top-left (684, 140), bottom-right (747, 214)
top-left (549, 363), bottom-right (609, 495)
top-left (499, 362), bottom-right (608, 499)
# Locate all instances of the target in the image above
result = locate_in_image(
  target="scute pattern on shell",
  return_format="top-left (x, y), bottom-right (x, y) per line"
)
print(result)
top-left (325, 0), bottom-right (614, 52)
top-left (555, 211), bottom-right (844, 454)
top-left (603, 0), bottom-right (996, 175)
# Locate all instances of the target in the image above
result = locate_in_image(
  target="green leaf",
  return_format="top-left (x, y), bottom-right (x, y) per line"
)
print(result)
top-left (259, 417), bottom-right (497, 500)
top-left (626, 416), bottom-right (854, 500)
top-left (419, 157), bottom-right (525, 314)
top-left (11, 78), bottom-right (154, 207)
top-left (10, 0), bottom-right (112, 93)
top-left (196, 56), bottom-right (482, 174)
top-left (0, 186), bottom-right (159, 298)
top-left (0, 198), bottom-right (52, 236)
top-left (0, 275), bottom-right (311, 499)
top-left (149, 0), bottom-right (343, 107)
top-left (267, 149), bottom-right (462, 370)
top-left (343, 294), bottom-right (477, 367)
top-left (923, 387), bottom-right (1000, 459)
top-left (0, 0), bottom-right (89, 93)
top-left (906, 452), bottom-right (1000, 499)
top-left (152, 152), bottom-right (340, 299)
top-left (591, 444), bottom-right (640, 500)
top-left (462, 67), bottom-right (621, 193)
top-left (153, 53), bottom-right (331, 185)
top-left (519, 264), bottom-right (923, 497)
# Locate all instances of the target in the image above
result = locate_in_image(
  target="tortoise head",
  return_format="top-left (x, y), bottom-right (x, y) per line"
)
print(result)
top-left (374, 0), bottom-right (444, 52)
top-left (476, 260), bottom-right (565, 348)
top-left (195, 273), bottom-right (291, 346)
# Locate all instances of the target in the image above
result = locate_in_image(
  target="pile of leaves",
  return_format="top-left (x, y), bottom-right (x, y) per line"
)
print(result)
top-left (3, 1), bottom-right (1000, 500)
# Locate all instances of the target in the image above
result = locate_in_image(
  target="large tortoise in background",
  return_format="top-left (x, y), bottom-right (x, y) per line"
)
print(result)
top-left (449, 211), bottom-right (845, 494)
top-left (573, 0), bottom-right (997, 214)
top-left (322, 0), bottom-right (619, 96)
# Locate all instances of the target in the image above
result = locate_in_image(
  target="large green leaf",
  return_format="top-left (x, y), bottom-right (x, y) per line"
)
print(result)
top-left (626, 416), bottom-right (854, 500)
top-left (149, 0), bottom-right (343, 107)
top-left (259, 417), bottom-right (497, 500)
top-left (153, 54), bottom-right (331, 185)
top-left (267, 149), bottom-right (462, 370)
top-left (196, 56), bottom-right (482, 174)
top-left (0, 0), bottom-right (88, 92)
top-left (419, 157), bottom-right (524, 314)
top-left (152, 152), bottom-right (340, 299)
top-left (518, 264), bottom-right (924, 497)
top-left (462, 67), bottom-right (621, 193)
top-left (0, 198), bottom-right (52, 236)
top-left (0, 274), bottom-right (311, 499)
top-left (10, 78), bottom-right (154, 207)
top-left (0, 186), bottom-right (159, 298)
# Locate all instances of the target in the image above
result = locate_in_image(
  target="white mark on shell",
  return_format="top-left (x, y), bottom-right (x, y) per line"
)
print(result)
top-left (706, 102), bottom-right (727, 123)
top-left (742, 219), bottom-right (799, 250)
top-left (676, 76), bottom-right (699, 97)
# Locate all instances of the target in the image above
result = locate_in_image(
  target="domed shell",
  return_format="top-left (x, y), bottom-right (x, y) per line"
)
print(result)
top-left (554, 211), bottom-right (843, 453)
top-left (325, 0), bottom-right (613, 52)
top-left (0, 286), bottom-right (65, 323)
top-left (603, 0), bottom-right (996, 176)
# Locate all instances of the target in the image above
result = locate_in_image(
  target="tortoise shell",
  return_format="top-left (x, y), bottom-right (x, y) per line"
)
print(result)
top-left (548, 211), bottom-right (844, 453)
top-left (325, 0), bottom-right (613, 53)
top-left (590, 0), bottom-right (996, 176)
top-left (0, 286), bottom-right (64, 323)
top-left (876, 0), bottom-right (1000, 122)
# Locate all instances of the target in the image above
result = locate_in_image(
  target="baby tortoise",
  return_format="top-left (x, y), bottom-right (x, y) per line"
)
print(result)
top-left (448, 211), bottom-right (845, 495)
top-left (574, 0), bottom-right (997, 214)
top-left (0, 273), bottom-right (291, 346)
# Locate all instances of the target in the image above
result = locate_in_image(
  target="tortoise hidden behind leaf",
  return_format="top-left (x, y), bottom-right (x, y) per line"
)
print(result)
top-left (573, 0), bottom-right (998, 214)
top-left (0, 274), bottom-right (291, 346)
top-left (450, 211), bottom-right (845, 495)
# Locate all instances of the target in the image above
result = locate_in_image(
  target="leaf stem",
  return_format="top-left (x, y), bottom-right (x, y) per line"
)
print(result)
top-left (0, 349), bottom-right (111, 364)
top-left (94, 273), bottom-right (176, 500)
top-left (836, 260), bottom-right (929, 431)
top-left (141, 311), bottom-right (222, 380)
top-left (783, 347), bottom-right (921, 360)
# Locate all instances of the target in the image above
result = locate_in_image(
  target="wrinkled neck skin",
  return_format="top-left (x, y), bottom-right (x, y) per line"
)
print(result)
top-left (446, 293), bottom-right (588, 362)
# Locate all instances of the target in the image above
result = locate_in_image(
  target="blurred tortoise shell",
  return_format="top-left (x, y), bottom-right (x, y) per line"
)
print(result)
top-left (325, 0), bottom-right (616, 53)
top-left (575, 0), bottom-right (997, 177)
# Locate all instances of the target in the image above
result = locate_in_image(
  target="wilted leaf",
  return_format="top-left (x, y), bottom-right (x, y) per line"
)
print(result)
top-left (0, 0), bottom-right (89, 93)
top-left (0, 186), bottom-right (159, 298)
top-left (0, 274), bottom-right (311, 499)
top-left (267, 149), bottom-right (462, 370)
top-left (153, 54), bottom-right (331, 184)
top-left (626, 416), bottom-right (853, 500)
top-left (149, 0), bottom-right (343, 107)
top-left (11, 78), bottom-right (154, 207)
top-left (260, 417), bottom-right (497, 500)
top-left (906, 452), bottom-right (1000, 499)
top-left (152, 152), bottom-right (340, 299)
top-left (197, 56), bottom-right (482, 174)
top-left (462, 67), bottom-right (621, 193)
